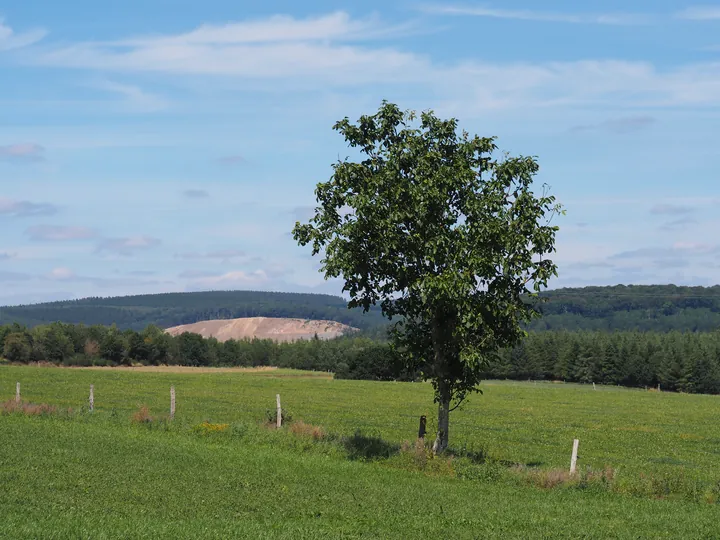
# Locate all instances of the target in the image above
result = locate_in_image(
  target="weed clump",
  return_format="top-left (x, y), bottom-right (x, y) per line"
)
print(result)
top-left (131, 405), bottom-right (153, 424)
top-left (289, 421), bottom-right (325, 440)
top-left (265, 407), bottom-right (293, 427)
top-left (2, 400), bottom-right (58, 416)
top-left (194, 421), bottom-right (230, 436)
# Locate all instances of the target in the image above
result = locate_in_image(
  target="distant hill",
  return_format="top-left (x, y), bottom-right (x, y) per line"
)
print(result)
top-left (0, 290), bottom-right (385, 331)
top-left (1, 284), bottom-right (720, 333)
top-left (531, 284), bottom-right (720, 332)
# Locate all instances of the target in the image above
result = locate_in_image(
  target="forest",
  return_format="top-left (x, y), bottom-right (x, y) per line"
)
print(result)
top-left (3, 285), bottom-right (720, 332)
top-left (3, 321), bottom-right (720, 394)
top-left (0, 290), bottom-right (387, 330)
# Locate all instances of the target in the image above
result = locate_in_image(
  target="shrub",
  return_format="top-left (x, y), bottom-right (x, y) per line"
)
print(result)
top-left (289, 421), bottom-right (325, 440)
top-left (2, 400), bottom-right (58, 416)
top-left (265, 407), bottom-right (293, 426)
top-left (131, 405), bottom-right (153, 424)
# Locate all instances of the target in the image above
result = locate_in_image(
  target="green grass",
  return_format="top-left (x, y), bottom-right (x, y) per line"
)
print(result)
top-left (2, 365), bottom-right (720, 538)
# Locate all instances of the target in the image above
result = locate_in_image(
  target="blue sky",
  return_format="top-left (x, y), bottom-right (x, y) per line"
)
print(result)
top-left (1, 1), bottom-right (719, 305)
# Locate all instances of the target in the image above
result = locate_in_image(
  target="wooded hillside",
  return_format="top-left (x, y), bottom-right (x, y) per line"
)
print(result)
top-left (1, 284), bottom-right (719, 333)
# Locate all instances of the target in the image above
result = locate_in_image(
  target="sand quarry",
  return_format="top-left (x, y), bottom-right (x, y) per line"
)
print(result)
top-left (164, 317), bottom-right (357, 343)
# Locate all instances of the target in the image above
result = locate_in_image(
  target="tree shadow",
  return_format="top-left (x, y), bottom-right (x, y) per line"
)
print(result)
top-left (343, 430), bottom-right (400, 461)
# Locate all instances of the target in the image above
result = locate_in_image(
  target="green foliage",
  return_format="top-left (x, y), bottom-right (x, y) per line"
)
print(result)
top-left (293, 101), bottom-right (561, 450)
top-left (3, 332), bottom-right (32, 363)
top-left (531, 284), bottom-right (720, 332)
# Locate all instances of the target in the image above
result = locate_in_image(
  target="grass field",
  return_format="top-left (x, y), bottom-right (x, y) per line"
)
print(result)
top-left (2, 364), bottom-right (720, 538)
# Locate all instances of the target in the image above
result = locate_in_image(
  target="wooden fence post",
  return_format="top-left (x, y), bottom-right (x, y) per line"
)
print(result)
top-left (15, 382), bottom-right (20, 404)
top-left (570, 439), bottom-right (580, 475)
top-left (418, 415), bottom-right (427, 439)
top-left (170, 386), bottom-right (176, 420)
top-left (276, 394), bottom-right (282, 428)
top-left (89, 384), bottom-right (94, 411)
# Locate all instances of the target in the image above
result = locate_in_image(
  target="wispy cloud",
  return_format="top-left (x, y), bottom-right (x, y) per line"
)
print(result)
top-left (218, 155), bottom-right (246, 165)
top-left (0, 197), bottom-right (58, 217)
top-left (0, 143), bottom-right (45, 162)
top-left (91, 80), bottom-right (169, 112)
top-left (418, 4), bottom-right (653, 25)
top-left (25, 225), bottom-right (98, 241)
top-left (175, 249), bottom-right (255, 264)
top-left (185, 269), bottom-right (271, 288)
top-left (0, 270), bottom-right (32, 282)
top-left (21, 12), bottom-right (720, 110)
top-left (659, 217), bottom-right (698, 231)
top-left (178, 270), bottom-right (221, 278)
top-left (611, 242), bottom-right (720, 259)
top-left (0, 19), bottom-right (46, 51)
top-left (45, 266), bottom-right (165, 288)
top-left (183, 189), bottom-right (209, 199)
top-left (570, 116), bottom-right (656, 134)
top-left (676, 6), bottom-right (720, 20)
top-left (650, 204), bottom-right (696, 216)
top-left (95, 236), bottom-right (162, 256)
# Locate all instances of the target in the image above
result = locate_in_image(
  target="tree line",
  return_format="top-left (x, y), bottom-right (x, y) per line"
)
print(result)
top-left (3, 322), bottom-right (720, 395)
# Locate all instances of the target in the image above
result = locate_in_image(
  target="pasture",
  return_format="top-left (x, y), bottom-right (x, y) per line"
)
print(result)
top-left (2, 364), bottom-right (720, 538)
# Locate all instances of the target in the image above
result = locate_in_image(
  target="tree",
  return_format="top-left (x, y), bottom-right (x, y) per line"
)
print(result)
top-left (3, 332), bottom-right (32, 363)
top-left (293, 101), bottom-right (561, 452)
top-left (100, 327), bottom-right (126, 364)
top-left (33, 323), bottom-right (74, 364)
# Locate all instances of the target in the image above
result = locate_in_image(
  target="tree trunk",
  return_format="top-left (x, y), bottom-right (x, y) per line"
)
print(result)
top-left (432, 382), bottom-right (451, 454)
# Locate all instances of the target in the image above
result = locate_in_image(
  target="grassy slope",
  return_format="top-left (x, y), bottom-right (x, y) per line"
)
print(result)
top-left (2, 366), bottom-right (720, 538)
top-left (3, 366), bottom-right (720, 479)
top-left (2, 415), bottom-right (719, 539)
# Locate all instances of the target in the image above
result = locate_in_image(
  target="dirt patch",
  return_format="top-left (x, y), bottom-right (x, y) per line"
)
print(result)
top-left (77, 365), bottom-right (279, 374)
top-left (164, 316), bottom-right (357, 343)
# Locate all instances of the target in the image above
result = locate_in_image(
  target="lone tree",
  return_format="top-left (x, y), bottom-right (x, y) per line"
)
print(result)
top-left (293, 102), bottom-right (562, 453)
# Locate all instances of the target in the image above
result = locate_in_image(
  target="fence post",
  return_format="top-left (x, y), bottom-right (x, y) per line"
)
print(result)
top-left (570, 439), bottom-right (580, 475)
top-left (170, 386), bottom-right (176, 420)
top-left (15, 382), bottom-right (20, 404)
top-left (89, 384), bottom-right (94, 411)
top-left (418, 415), bottom-right (427, 439)
top-left (276, 394), bottom-right (282, 428)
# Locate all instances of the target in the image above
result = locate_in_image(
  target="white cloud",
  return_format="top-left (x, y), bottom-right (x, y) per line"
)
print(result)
top-left (20, 11), bottom-right (720, 111)
top-left (116, 11), bottom-right (409, 46)
top-left (0, 19), bottom-right (46, 51)
top-left (676, 6), bottom-right (720, 20)
top-left (419, 5), bottom-right (652, 25)
top-left (47, 267), bottom-right (76, 280)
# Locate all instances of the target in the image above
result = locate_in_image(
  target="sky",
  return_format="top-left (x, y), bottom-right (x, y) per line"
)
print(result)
top-left (1, 1), bottom-right (719, 305)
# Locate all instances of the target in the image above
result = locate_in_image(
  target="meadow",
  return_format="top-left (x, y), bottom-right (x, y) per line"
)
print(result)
top-left (2, 364), bottom-right (720, 538)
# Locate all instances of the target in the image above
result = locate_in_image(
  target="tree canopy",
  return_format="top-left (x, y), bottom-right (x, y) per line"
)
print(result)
top-left (293, 101), bottom-right (562, 452)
